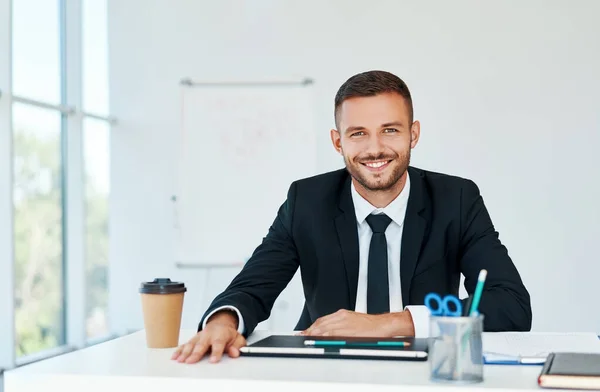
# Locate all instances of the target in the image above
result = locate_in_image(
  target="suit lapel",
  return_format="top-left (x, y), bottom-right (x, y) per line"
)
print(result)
top-left (333, 169), bottom-right (429, 310)
top-left (334, 175), bottom-right (360, 310)
top-left (400, 168), bottom-right (427, 306)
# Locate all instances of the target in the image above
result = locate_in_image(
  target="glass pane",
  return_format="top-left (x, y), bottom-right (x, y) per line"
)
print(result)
top-left (84, 118), bottom-right (110, 339)
top-left (12, 0), bottom-right (61, 104)
top-left (13, 103), bottom-right (65, 357)
top-left (82, 0), bottom-right (109, 115)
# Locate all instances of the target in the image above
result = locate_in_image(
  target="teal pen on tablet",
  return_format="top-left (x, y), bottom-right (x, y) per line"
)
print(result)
top-left (304, 340), bottom-right (411, 347)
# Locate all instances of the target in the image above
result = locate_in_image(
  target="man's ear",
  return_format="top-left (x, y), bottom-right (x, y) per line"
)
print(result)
top-left (330, 129), bottom-right (343, 155)
top-left (410, 120), bottom-right (421, 149)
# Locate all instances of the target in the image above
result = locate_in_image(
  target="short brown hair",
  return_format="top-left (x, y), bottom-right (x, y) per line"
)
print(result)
top-left (334, 70), bottom-right (413, 128)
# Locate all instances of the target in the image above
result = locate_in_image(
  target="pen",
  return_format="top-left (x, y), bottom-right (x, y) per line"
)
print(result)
top-left (462, 296), bottom-right (473, 317)
top-left (303, 340), bottom-right (411, 347)
top-left (469, 269), bottom-right (488, 316)
top-left (483, 355), bottom-right (546, 365)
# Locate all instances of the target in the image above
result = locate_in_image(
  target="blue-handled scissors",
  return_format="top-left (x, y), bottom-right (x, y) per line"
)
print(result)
top-left (424, 292), bottom-right (463, 317)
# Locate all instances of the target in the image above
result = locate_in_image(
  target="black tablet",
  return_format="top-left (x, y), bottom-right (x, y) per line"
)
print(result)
top-left (240, 335), bottom-right (428, 361)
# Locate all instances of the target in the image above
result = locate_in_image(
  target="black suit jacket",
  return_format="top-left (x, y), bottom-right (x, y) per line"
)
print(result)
top-left (199, 167), bottom-right (532, 336)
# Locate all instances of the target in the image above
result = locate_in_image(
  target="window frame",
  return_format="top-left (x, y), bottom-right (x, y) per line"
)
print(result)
top-left (0, 0), bottom-right (15, 371)
top-left (0, 0), bottom-right (116, 370)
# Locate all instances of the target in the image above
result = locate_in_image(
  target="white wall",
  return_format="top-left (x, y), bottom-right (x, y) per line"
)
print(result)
top-left (107, 0), bottom-right (600, 335)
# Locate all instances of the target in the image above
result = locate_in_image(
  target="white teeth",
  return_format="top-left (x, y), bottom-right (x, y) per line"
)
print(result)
top-left (365, 161), bottom-right (388, 168)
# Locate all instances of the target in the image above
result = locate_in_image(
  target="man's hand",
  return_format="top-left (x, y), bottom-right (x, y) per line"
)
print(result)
top-left (301, 309), bottom-right (415, 337)
top-left (171, 311), bottom-right (246, 364)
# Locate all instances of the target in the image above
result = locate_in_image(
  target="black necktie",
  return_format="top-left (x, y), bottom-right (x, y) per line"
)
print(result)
top-left (366, 213), bottom-right (392, 314)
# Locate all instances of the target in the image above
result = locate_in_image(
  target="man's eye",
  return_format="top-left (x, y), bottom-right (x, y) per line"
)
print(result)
top-left (351, 131), bottom-right (365, 137)
top-left (384, 128), bottom-right (398, 133)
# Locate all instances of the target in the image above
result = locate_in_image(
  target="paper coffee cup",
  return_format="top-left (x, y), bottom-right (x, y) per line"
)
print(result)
top-left (139, 278), bottom-right (187, 348)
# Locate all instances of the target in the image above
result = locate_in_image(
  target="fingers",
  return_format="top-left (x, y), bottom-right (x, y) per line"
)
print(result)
top-left (172, 326), bottom-right (244, 364)
top-left (184, 337), bottom-right (210, 364)
top-left (303, 315), bottom-right (328, 336)
top-left (227, 334), bottom-right (247, 358)
top-left (209, 339), bottom-right (227, 363)
top-left (172, 334), bottom-right (200, 360)
top-left (305, 309), bottom-right (347, 336)
top-left (211, 332), bottom-right (246, 362)
top-left (227, 345), bottom-right (239, 358)
top-left (304, 325), bottom-right (316, 335)
top-left (308, 322), bottom-right (344, 336)
top-left (172, 346), bottom-right (183, 360)
top-left (175, 341), bottom-right (196, 362)
top-left (306, 322), bottom-right (336, 336)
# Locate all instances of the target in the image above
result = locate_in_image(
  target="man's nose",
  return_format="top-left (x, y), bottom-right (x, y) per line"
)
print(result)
top-left (364, 134), bottom-right (385, 153)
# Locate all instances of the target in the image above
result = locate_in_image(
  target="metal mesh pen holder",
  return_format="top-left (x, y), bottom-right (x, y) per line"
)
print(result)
top-left (428, 315), bottom-right (484, 384)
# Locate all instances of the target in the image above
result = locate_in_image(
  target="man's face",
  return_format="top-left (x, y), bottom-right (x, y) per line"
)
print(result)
top-left (331, 92), bottom-right (420, 192)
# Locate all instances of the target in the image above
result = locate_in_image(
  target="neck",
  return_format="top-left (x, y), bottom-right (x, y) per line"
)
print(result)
top-left (353, 171), bottom-right (408, 208)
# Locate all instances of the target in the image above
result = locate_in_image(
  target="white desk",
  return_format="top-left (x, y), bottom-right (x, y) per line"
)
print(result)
top-left (5, 330), bottom-right (552, 392)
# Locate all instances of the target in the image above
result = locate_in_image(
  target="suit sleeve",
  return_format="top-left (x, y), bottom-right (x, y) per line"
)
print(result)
top-left (459, 180), bottom-right (532, 332)
top-left (198, 182), bottom-right (300, 337)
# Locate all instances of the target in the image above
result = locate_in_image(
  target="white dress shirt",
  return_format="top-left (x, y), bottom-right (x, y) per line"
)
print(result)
top-left (204, 173), bottom-right (431, 337)
top-left (351, 174), bottom-right (430, 337)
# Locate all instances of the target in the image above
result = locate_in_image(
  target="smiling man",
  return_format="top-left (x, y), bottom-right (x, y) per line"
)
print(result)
top-left (172, 70), bottom-right (532, 364)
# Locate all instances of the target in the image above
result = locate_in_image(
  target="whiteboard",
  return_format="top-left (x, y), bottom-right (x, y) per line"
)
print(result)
top-left (175, 83), bottom-right (318, 265)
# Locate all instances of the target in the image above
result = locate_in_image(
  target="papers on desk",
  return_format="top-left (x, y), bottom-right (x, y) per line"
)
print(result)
top-left (483, 332), bottom-right (600, 365)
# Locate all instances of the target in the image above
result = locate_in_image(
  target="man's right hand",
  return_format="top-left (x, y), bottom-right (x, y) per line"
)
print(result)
top-left (171, 310), bottom-right (246, 364)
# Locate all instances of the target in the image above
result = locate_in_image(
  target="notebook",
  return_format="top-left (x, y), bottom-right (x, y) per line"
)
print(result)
top-left (538, 352), bottom-right (600, 390)
top-left (240, 335), bottom-right (428, 361)
top-left (482, 332), bottom-right (600, 365)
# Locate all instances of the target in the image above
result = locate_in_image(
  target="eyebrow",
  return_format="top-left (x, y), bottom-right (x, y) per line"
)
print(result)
top-left (381, 121), bottom-right (404, 128)
top-left (344, 125), bottom-right (366, 134)
top-left (344, 122), bottom-right (405, 134)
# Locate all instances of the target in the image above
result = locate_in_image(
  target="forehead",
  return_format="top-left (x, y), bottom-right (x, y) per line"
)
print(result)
top-left (337, 92), bottom-right (410, 129)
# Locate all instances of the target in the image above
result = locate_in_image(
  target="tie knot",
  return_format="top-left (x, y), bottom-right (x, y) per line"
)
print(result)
top-left (366, 213), bottom-right (392, 233)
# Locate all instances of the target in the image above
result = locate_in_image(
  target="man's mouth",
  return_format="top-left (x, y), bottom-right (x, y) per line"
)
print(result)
top-left (360, 160), bottom-right (392, 171)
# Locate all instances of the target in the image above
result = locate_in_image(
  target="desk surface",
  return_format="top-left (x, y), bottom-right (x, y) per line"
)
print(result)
top-left (5, 330), bottom-right (555, 392)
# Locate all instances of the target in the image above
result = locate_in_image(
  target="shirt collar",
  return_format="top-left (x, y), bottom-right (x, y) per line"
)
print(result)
top-left (350, 172), bottom-right (411, 227)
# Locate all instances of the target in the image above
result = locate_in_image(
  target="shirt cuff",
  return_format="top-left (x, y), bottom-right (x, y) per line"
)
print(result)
top-left (405, 305), bottom-right (431, 337)
top-left (202, 305), bottom-right (246, 335)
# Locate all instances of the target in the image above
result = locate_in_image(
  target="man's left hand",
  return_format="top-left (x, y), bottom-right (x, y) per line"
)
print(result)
top-left (301, 309), bottom-right (415, 337)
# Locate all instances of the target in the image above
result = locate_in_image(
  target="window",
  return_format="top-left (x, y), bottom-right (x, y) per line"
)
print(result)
top-left (12, 103), bottom-right (65, 357)
top-left (1, 0), bottom-right (115, 366)
top-left (82, 0), bottom-right (111, 341)
top-left (12, 0), bottom-right (61, 104)
top-left (12, 0), bottom-right (65, 359)
top-left (83, 118), bottom-right (110, 339)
